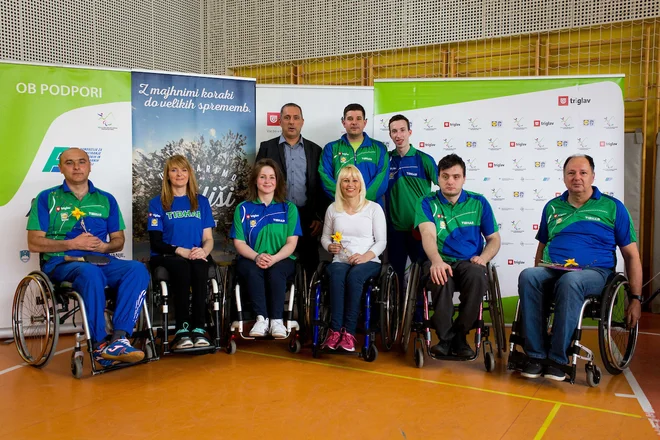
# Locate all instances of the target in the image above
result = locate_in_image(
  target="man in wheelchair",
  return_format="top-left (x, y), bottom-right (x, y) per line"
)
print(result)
top-left (518, 154), bottom-right (642, 381)
top-left (415, 154), bottom-right (501, 358)
top-left (26, 148), bottom-right (149, 367)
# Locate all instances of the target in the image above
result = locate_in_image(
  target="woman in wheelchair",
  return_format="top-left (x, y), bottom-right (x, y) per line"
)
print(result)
top-left (148, 155), bottom-right (215, 350)
top-left (320, 165), bottom-right (387, 352)
top-left (230, 158), bottom-right (301, 339)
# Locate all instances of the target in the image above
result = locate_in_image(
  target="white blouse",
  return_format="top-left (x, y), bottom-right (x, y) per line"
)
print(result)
top-left (321, 201), bottom-right (387, 264)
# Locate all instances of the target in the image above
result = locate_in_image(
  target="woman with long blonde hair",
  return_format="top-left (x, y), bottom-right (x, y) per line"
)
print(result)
top-left (320, 165), bottom-right (387, 351)
top-left (148, 155), bottom-right (215, 350)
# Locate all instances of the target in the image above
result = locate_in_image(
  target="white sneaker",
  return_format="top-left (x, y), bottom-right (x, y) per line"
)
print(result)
top-left (270, 319), bottom-right (287, 339)
top-left (249, 315), bottom-right (269, 337)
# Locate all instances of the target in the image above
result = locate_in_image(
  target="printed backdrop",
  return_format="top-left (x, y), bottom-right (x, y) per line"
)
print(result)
top-left (375, 76), bottom-right (625, 319)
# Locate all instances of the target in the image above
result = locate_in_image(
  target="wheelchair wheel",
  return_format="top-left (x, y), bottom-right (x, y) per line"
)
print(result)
top-left (293, 264), bottom-right (307, 343)
top-left (378, 267), bottom-right (400, 352)
top-left (71, 352), bottom-right (83, 379)
top-left (586, 364), bottom-right (601, 387)
top-left (598, 274), bottom-right (637, 375)
top-left (363, 344), bottom-right (378, 362)
top-left (309, 262), bottom-right (330, 357)
top-left (484, 351), bottom-right (495, 372)
top-left (414, 343), bottom-right (424, 369)
top-left (219, 264), bottom-right (233, 345)
top-left (400, 262), bottom-right (420, 354)
top-left (487, 264), bottom-right (507, 358)
top-left (12, 271), bottom-right (60, 368)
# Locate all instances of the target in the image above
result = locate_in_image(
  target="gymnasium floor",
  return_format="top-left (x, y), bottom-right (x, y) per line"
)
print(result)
top-left (1, 314), bottom-right (658, 439)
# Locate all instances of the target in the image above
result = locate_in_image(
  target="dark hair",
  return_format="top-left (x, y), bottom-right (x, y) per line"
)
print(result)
top-left (438, 154), bottom-right (466, 177)
top-left (246, 159), bottom-right (287, 203)
top-left (280, 103), bottom-right (303, 119)
top-left (342, 103), bottom-right (366, 119)
top-left (388, 114), bottom-right (410, 130)
top-left (563, 154), bottom-right (595, 172)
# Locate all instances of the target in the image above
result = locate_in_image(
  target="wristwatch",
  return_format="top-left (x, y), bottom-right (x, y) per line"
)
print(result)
top-left (629, 294), bottom-right (644, 302)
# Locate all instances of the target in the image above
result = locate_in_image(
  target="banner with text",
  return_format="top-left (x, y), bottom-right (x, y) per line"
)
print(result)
top-left (375, 76), bottom-right (625, 320)
top-left (0, 61), bottom-right (132, 333)
top-left (131, 72), bottom-right (256, 263)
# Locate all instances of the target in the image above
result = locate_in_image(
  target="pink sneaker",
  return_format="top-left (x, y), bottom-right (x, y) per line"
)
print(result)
top-left (322, 329), bottom-right (341, 350)
top-left (338, 329), bottom-right (356, 352)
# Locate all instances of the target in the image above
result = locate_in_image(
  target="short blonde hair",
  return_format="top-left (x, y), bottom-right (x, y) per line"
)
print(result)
top-left (334, 165), bottom-right (368, 213)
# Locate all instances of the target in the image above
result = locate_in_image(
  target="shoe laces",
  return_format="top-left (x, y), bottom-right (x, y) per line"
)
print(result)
top-left (192, 328), bottom-right (206, 334)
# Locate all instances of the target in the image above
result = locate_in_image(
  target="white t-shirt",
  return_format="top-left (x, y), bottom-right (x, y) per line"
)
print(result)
top-left (321, 201), bottom-right (387, 264)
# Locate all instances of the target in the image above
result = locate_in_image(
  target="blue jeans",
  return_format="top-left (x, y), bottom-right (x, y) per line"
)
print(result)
top-left (326, 262), bottom-right (381, 334)
top-left (518, 266), bottom-right (612, 364)
top-left (44, 256), bottom-right (149, 344)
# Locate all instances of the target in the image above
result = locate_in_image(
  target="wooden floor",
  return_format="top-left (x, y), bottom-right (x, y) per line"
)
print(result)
top-left (1, 314), bottom-right (659, 439)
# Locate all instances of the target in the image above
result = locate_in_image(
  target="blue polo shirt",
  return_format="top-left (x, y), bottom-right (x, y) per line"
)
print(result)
top-left (414, 190), bottom-right (498, 262)
top-left (230, 199), bottom-right (302, 258)
top-left (537, 186), bottom-right (636, 268)
top-left (147, 194), bottom-right (215, 256)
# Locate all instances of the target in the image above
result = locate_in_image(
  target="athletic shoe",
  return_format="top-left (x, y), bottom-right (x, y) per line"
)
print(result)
top-left (101, 337), bottom-right (145, 363)
top-left (338, 329), bottom-right (356, 352)
top-left (249, 315), bottom-right (269, 337)
top-left (270, 319), bottom-right (287, 339)
top-left (451, 333), bottom-right (475, 358)
top-left (521, 360), bottom-right (543, 379)
top-left (543, 364), bottom-right (567, 382)
top-left (322, 329), bottom-right (342, 350)
top-left (430, 340), bottom-right (451, 357)
top-left (93, 342), bottom-right (120, 368)
top-left (192, 328), bottom-right (211, 347)
top-left (172, 323), bottom-right (194, 349)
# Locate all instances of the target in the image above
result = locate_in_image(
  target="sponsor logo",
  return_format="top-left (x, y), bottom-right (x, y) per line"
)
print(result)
top-left (467, 118), bottom-right (480, 130)
top-left (378, 119), bottom-right (389, 131)
top-left (559, 117), bottom-right (573, 129)
top-left (512, 158), bottom-right (526, 171)
top-left (520, 241), bottom-right (536, 247)
top-left (488, 162), bottom-right (505, 168)
top-left (440, 139), bottom-right (453, 150)
top-left (602, 158), bottom-right (617, 171)
top-left (249, 220), bottom-right (257, 227)
top-left (19, 250), bottom-right (30, 263)
top-left (465, 141), bottom-right (477, 148)
top-left (150, 218), bottom-right (158, 226)
top-left (559, 96), bottom-right (591, 106)
top-left (513, 191), bottom-right (524, 198)
top-left (605, 177), bottom-right (614, 181)
top-left (603, 191), bottom-right (615, 196)
top-left (583, 119), bottom-right (595, 126)
top-left (513, 117), bottom-right (527, 130)
top-left (542, 177), bottom-right (551, 181)
top-left (576, 138), bottom-right (590, 150)
top-left (533, 138), bottom-right (546, 150)
top-left (600, 141), bottom-right (617, 147)
top-left (483, 177), bottom-right (491, 181)
top-left (273, 218), bottom-right (286, 223)
top-left (42, 146), bottom-right (69, 172)
top-left (556, 140), bottom-right (568, 147)
top-left (533, 189), bottom-right (547, 201)
top-left (555, 192), bottom-right (562, 197)
top-left (585, 215), bottom-right (601, 221)
top-left (491, 120), bottom-right (502, 127)
top-left (534, 161), bottom-right (546, 168)
top-left (604, 116), bottom-right (618, 129)
top-left (444, 121), bottom-right (461, 128)
top-left (534, 120), bottom-right (554, 127)
top-left (554, 159), bottom-right (564, 171)
top-left (267, 112), bottom-right (280, 126)
top-left (533, 224), bottom-right (539, 230)
top-left (510, 141), bottom-right (527, 148)
top-left (97, 112), bottom-right (118, 131)
top-left (508, 259), bottom-right (526, 265)
top-left (466, 158), bottom-right (479, 171)
top-left (419, 142), bottom-right (425, 148)
top-left (558, 96), bottom-right (569, 106)
top-left (491, 188), bottom-right (505, 201)
top-left (500, 177), bottom-right (514, 181)
top-left (487, 138), bottom-right (500, 151)
top-left (423, 118), bottom-right (436, 130)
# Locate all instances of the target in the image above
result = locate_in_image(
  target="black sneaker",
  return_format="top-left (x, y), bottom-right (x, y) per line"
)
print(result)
top-left (521, 360), bottom-right (543, 379)
top-left (430, 340), bottom-right (451, 357)
top-left (451, 333), bottom-right (475, 358)
top-left (543, 364), bottom-right (566, 382)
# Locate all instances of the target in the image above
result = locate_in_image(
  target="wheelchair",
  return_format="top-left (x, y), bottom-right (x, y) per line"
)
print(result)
top-left (306, 260), bottom-right (400, 362)
top-left (507, 272), bottom-right (638, 387)
top-left (149, 261), bottom-right (224, 355)
top-left (221, 258), bottom-right (307, 354)
top-left (400, 261), bottom-right (506, 371)
top-left (11, 264), bottom-right (158, 379)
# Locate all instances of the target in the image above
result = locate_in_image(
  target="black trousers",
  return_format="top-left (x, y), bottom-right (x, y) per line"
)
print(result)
top-left (296, 205), bottom-right (321, 278)
top-left (424, 260), bottom-right (487, 341)
top-left (150, 255), bottom-right (212, 330)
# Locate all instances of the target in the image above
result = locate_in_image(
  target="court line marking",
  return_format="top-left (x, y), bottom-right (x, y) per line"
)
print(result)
top-left (0, 347), bottom-right (73, 376)
top-left (623, 367), bottom-right (660, 435)
top-left (241, 350), bottom-right (641, 418)
top-left (638, 331), bottom-right (660, 337)
top-left (615, 393), bottom-right (638, 399)
top-left (533, 403), bottom-right (561, 440)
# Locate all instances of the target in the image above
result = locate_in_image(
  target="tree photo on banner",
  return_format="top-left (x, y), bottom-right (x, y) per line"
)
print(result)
top-left (374, 76), bottom-right (625, 321)
top-left (131, 72), bottom-right (256, 263)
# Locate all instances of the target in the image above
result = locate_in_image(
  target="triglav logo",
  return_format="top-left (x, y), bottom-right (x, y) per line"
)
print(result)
top-left (442, 139), bottom-right (454, 150)
top-left (510, 220), bottom-right (525, 233)
top-left (583, 119), bottom-right (595, 126)
top-left (97, 112), bottom-right (118, 131)
top-left (602, 158), bottom-right (617, 171)
top-left (465, 141), bottom-right (477, 148)
top-left (444, 121), bottom-right (461, 127)
top-left (534, 161), bottom-right (546, 168)
top-left (558, 96), bottom-right (569, 106)
top-left (599, 140), bottom-right (618, 147)
top-left (466, 158), bottom-right (479, 171)
top-left (488, 162), bottom-right (505, 169)
top-left (508, 259), bottom-right (526, 265)
top-left (423, 118), bottom-right (436, 130)
top-left (534, 120), bottom-right (554, 127)
top-left (533, 189), bottom-right (547, 201)
top-left (509, 141), bottom-right (527, 148)
top-left (576, 138), bottom-right (590, 150)
top-left (512, 158), bottom-right (526, 171)
top-left (556, 140), bottom-right (568, 147)
top-left (490, 188), bottom-right (505, 201)
top-left (491, 120), bottom-right (502, 127)
top-left (604, 117), bottom-right (618, 129)
top-left (513, 117), bottom-right (527, 130)
top-left (267, 112), bottom-right (280, 126)
top-left (487, 138), bottom-right (500, 151)
top-left (559, 117), bottom-right (573, 129)
top-left (534, 138), bottom-right (546, 150)
top-left (559, 96), bottom-right (591, 105)
top-left (467, 118), bottom-right (480, 130)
